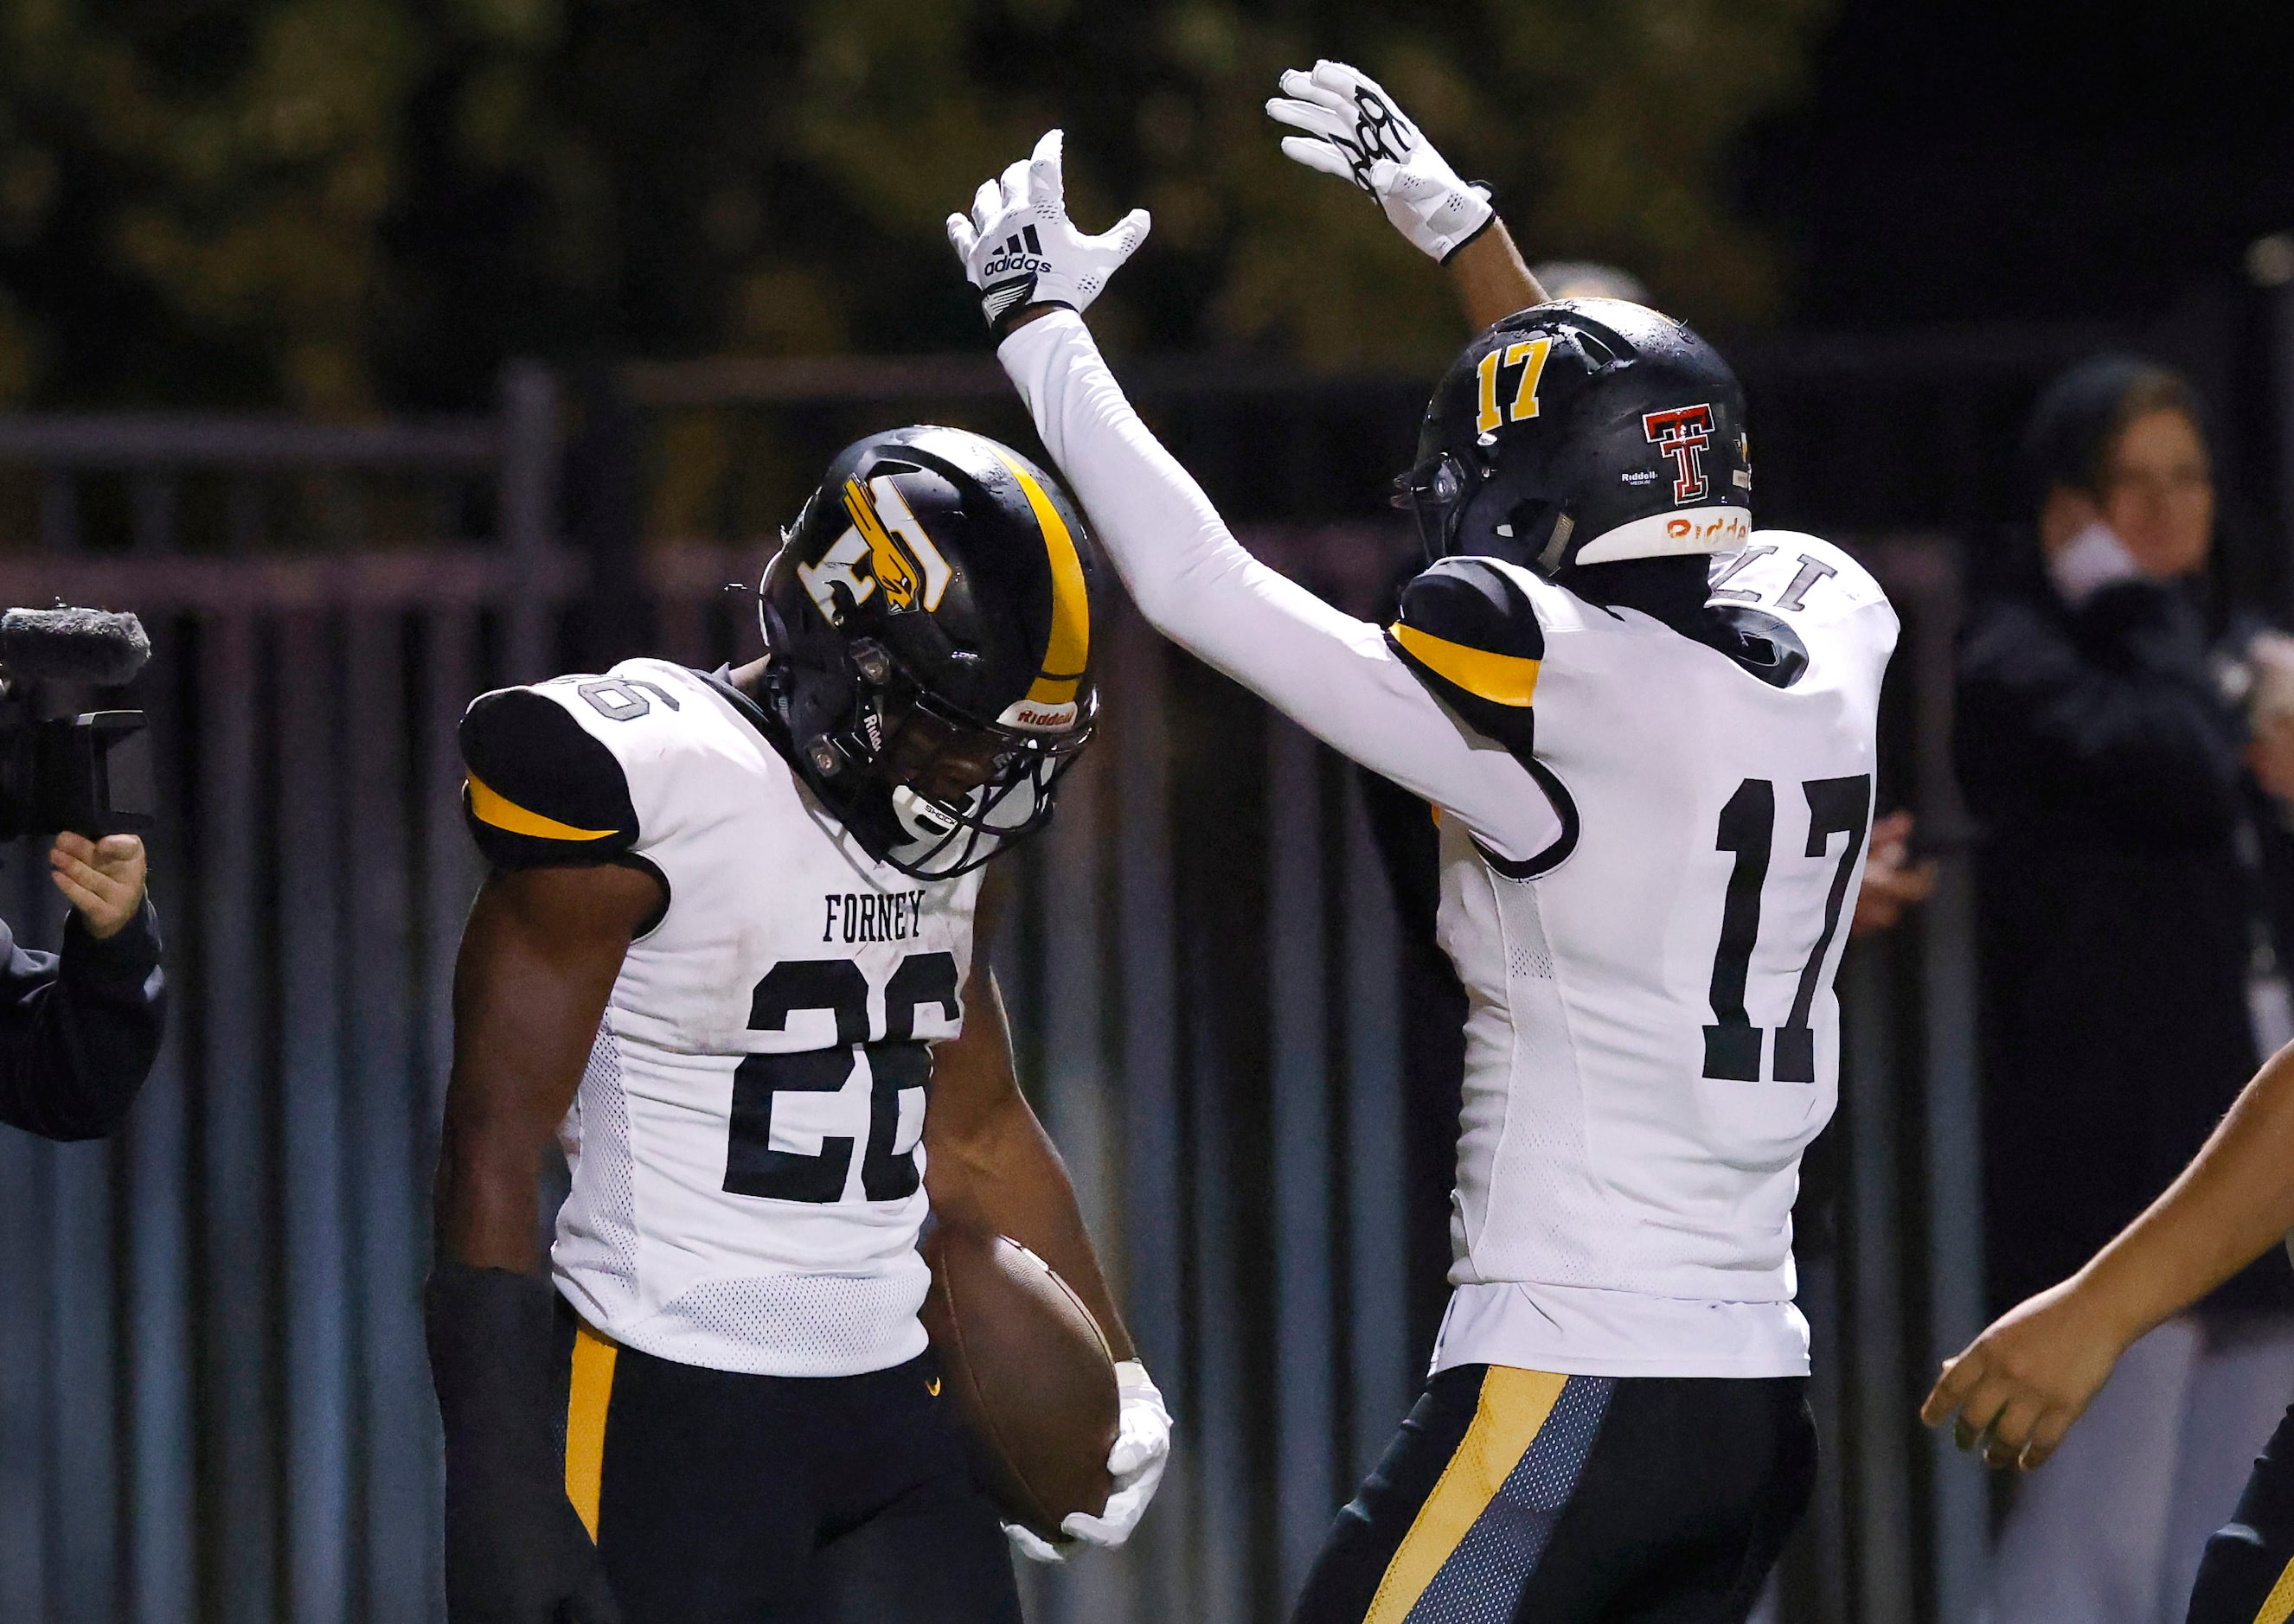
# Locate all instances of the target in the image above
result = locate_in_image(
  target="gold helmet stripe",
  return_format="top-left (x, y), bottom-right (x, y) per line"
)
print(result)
top-left (1389, 623), bottom-right (1541, 707)
top-left (465, 772), bottom-right (618, 841)
top-left (990, 451), bottom-right (1091, 706)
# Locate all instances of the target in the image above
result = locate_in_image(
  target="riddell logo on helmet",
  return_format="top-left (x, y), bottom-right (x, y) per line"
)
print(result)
top-left (1642, 404), bottom-right (1715, 504)
top-left (983, 224), bottom-right (1053, 280)
top-left (1665, 510), bottom-right (1750, 546)
top-left (997, 697), bottom-right (1079, 732)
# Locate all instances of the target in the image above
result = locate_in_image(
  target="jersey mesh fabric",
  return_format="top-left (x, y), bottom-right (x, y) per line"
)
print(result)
top-left (554, 1025), bottom-right (643, 1321)
top-left (1461, 868), bottom-right (1608, 1288)
top-left (652, 1269), bottom-right (932, 1368)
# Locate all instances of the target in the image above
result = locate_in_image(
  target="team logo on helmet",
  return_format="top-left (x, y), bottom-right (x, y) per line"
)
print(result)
top-left (1642, 404), bottom-right (1715, 505)
top-left (796, 475), bottom-right (954, 624)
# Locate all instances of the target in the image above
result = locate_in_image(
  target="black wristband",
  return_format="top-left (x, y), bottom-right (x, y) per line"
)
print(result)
top-left (1439, 205), bottom-right (1500, 267)
top-left (990, 298), bottom-right (1076, 343)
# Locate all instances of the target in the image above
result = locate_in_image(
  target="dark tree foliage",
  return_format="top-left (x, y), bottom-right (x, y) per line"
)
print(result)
top-left (0, 0), bottom-right (1827, 411)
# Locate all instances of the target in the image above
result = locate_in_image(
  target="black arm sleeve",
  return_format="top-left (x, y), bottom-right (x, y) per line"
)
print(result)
top-left (1955, 581), bottom-right (2246, 842)
top-left (427, 1263), bottom-right (618, 1621)
top-left (0, 901), bottom-right (165, 1142)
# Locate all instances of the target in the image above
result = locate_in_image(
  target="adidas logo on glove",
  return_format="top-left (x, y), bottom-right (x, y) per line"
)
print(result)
top-left (982, 225), bottom-right (1054, 281)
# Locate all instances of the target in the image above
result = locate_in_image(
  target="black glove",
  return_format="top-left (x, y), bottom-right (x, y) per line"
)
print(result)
top-left (427, 1263), bottom-right (623, 1624)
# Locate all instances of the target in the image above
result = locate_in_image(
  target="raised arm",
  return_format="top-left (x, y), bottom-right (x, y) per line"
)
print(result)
top-left (949, 135), bottom-right (1563, 867)
top-left (1448, 223), bottom-right (1546, 332)
top-left (1265, 58), bottom-right (1547, 330)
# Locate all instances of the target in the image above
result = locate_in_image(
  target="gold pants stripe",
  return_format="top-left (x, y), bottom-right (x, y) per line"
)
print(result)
top-left (565, 1320), bottom-right (619, 1542)
top-left (1363, 1367), bottom-right (1570, 1624)
top-left (2253, 1552), bottom-right (2294, 1624)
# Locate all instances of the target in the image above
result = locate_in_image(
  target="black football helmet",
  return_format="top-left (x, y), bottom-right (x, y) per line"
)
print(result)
top-left (758, 425), bottom-right (1099, 879)
top-left (1394, 298), bottom-right (1753, 577)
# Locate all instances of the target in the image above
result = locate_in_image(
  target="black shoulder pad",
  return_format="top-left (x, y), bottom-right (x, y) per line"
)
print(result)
top-left (459, 688), bottom-right (638, 870)
top-left (1385, 559), bottom-right (1543, 751)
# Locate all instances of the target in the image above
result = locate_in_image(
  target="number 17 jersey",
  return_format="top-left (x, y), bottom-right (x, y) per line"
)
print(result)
top-left (458, 659), bottom-right (983, 1377)
top-left (1415, 535), bottom-right (1896, 1379)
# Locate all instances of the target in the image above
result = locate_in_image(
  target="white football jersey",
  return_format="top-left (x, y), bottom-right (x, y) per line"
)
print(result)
top-left (462, 658), bottom-right (982, 1376)
top-left (1432, 537), bottom-right (1895, 1375)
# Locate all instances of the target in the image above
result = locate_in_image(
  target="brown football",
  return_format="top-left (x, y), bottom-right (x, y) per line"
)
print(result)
top-left (919, 1224), bottom-right (1119, 1544)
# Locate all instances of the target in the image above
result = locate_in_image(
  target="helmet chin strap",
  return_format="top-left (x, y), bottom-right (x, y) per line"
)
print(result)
top-left (890, 784), bottom-right (961, 847)
top-left (1535, 511), bottom-right (1576, 575)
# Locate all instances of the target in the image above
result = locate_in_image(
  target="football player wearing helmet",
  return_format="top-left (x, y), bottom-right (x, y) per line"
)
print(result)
top-left (426, 425), bottom-right (1169, 1624)
top-left (952, 99), bottom-right (1894, 1621)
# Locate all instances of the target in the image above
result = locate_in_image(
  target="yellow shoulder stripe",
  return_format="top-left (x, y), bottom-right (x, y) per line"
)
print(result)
top-left (992, 451), bottom-right (1091, 706)
top-left (1365, 1367), bottom-right (1568, 1622)
top-left (466, 772), bottom-right (618, 842)
top-left (564, 1320), bottom-right (618, 1542)
top-left (1390, 623), bottom-right (1541, 707)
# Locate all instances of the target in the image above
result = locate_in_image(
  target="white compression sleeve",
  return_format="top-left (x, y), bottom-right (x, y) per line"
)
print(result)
top-left (997, 310), bottom-right (1563, 863)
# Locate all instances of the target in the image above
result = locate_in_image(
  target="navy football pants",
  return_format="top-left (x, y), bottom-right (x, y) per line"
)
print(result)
top-left (554, 1302), bottom-right (1019, 1624)
top-left (1292, 1365), bottom-right (1815, 1623)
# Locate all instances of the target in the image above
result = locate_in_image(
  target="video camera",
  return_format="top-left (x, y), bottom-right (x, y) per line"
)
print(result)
top-left (0, 605), bottom-right (155, 841)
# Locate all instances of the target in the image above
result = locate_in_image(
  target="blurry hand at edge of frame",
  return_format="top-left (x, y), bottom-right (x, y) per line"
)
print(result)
top-left (49, 833), bottom-right (146, 940)
top-left (1918, 1276), bottom-right (2133, 1472)
top-left (1850, 809), bottom-right (1936, 937)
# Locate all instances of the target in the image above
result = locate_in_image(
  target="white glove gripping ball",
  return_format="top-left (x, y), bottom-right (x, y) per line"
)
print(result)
top-left (1265, 59), bottom-right (1495, 263)
top-left (1000, 1359), bottom-right (1173, 1563)
top-left (948, 130), bottom-right (1152, 335)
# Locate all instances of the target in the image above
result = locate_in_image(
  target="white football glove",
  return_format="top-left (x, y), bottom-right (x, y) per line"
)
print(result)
top-left (1266, 59), bottom-right (1494, 264)
top-left (1002, 1359), bottom-right (1173, 1563)
top-left (948, 130), bottom-right (1151, 336)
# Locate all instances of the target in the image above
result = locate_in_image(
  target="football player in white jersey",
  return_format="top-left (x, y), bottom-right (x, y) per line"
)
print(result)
top-left (426, 425), bottom-right (1170, 1623)
top-left (949, 75), bottom-right (1896, 1620)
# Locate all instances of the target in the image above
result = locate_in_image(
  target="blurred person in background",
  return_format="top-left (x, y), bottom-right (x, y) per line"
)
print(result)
top-left (0, 832), bottom-right (163, 1141)
top-left (1951, 354), bottom-right (2294, 1623)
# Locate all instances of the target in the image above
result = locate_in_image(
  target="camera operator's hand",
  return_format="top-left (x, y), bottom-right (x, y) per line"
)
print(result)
top-left (49, 834), bottom-right (147, 940)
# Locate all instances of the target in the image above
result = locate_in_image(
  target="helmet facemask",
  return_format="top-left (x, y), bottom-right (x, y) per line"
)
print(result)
top-left (866, 680), bottom-right (1094, 880)
top-left (1391, 451), bottom-right (1579, 575)
top-left (1390, 450), bottom-right (1471, 561)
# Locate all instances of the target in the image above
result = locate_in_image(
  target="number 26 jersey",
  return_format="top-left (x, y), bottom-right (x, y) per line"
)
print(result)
top-left (459, 658), bottom-right (982, 1377)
